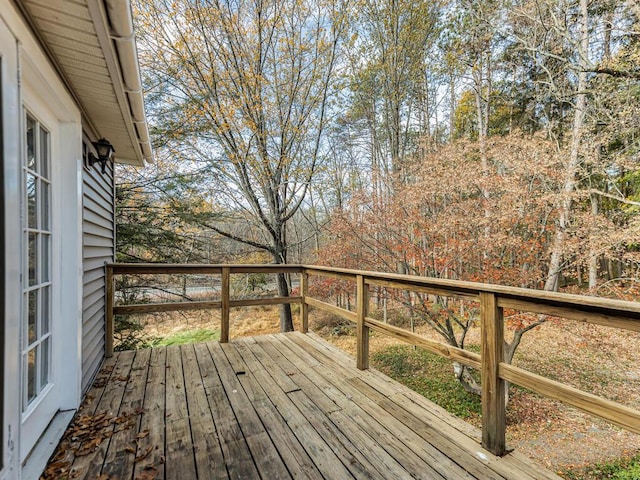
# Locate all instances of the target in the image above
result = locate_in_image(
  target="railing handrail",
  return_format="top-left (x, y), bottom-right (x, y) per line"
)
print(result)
top-left (105, 262), bottom-right (640, 457)
top-left (110, 262), bottom-right (640, 320)
top-left (302, 265), bottom-right (640, 323)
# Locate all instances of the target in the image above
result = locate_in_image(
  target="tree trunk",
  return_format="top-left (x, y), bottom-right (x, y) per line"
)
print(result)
top-left (276, 272), bottom-right (293, 332)
top-left (544, 0), bottom-right (589, 292)
top-left (272, 247), bottom-right (293, 332)
top-left (588, 193), bottom-right (599, 289)
top-left (453, 362), bottom-right (481, 395)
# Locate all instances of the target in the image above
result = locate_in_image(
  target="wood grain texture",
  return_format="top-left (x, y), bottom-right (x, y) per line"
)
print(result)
top-left (105, 265), bottom-right (114, 357)
top-left (300, 272), bottom-right (309, 333)
top-left (52, 333), bottom-right (560, 479)
top-left (500, 363), bottom-right (640, 435)
top-left (221, 266), bottom-right (230, 343)
top-left (356, 275), bottom-right (370, 370)
top-left (305, 296), bottom-right (357, 322)
top-left (480, 292), bottom-right (506, 456)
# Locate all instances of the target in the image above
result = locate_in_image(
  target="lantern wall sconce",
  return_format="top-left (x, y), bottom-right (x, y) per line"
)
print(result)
top-left (87, 138), bottom-right (115, 173)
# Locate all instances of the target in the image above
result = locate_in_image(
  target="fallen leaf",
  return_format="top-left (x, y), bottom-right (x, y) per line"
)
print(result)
top-left (135, 446), bottom-right (153, 462)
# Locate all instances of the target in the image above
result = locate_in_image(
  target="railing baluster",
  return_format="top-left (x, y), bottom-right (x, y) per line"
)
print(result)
top-left (105, 264), bottom-right (114, 357)
top-left (301, 270), bottom-right (309, 333)
top-left (221, 266), bottom-right (230, 343)
top-left (480, 291), bottom-right (506, 456)
top-left (356, 275), bottom-right (369, 370)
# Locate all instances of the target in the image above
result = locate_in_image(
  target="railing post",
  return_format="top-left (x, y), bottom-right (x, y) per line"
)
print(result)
top-left (356, 275), bottom-right (369, 370)
top-left (221, 266), bottom-right (230, 343)
top-left (300, 270), bottom-right (309, 333)
top-left (105, 264), bottom-right (114, 357)
top-left (480, 292), bottom-right (506, 456)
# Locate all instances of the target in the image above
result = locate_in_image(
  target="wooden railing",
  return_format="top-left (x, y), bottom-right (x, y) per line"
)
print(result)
top-left (106, 263), bottom-right (640, 456)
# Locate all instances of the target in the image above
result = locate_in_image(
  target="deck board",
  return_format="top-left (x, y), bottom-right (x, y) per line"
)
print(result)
top-left (50, 332), bottom-right (561, 480)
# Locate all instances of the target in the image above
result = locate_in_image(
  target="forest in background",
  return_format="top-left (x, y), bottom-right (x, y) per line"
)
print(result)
top-left (111, 4), bottom-right (640, 472)
top-left (118, 0), bottom-right (640, 303)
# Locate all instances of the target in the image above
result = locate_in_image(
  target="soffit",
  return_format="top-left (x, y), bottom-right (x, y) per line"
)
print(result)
top-left (18, 0), bottom-right (150, 166)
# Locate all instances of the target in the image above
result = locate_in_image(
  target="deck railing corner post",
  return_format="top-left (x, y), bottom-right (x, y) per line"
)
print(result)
top-left (221, 266), bottom-right (230, 343)
top-left (301, 270), bottom-right (309, 333)
top-left (480, 291), bottom-right (506, 456)
top-left (105, 263), bottom-right (114, 358)
top-left (356, 275), bottom-right (370, 370)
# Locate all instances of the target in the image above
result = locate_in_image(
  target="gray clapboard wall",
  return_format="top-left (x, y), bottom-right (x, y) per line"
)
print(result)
top-left (81, 158), bottom-right (115, 392)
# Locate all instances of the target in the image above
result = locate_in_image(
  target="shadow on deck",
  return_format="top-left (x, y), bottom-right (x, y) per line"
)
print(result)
top-left (46, 332), bottom-right (560, 479)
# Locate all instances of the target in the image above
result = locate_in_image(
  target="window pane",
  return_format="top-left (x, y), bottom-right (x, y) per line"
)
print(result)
top-left (28, 290), bottom-right (37, 345)
top-left (26, 115), bottom-right (36, 171)
top-left (27, 349), bottom-right (36, 404)
top-left (41, 286), bottom-right (50, 335)
top-left (40, 181), bottom-right (49, 230)
top-left (41, 234), bottom-right (50, 282)
top-left (40, 339), bottom-right (50, 389)
top-left (28, 233), bottom-right (37, 286)
top-left (40, 128), bottom-right (49, 179)
top-left (27, 173), bottom-right (36, 229)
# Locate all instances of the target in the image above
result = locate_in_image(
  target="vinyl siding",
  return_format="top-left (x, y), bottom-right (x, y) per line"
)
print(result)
top-left (81, 160), bottom-right (114, 392)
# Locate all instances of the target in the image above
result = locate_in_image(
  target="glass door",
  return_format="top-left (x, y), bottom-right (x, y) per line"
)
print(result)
top-left (22, 113), bottom-right (51, 412)
top-left (20, 110), bottom-right (56, 460)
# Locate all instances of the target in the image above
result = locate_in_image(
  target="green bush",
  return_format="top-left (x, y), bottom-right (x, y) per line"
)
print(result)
top-left (152, 328), bottom-right (219, 347)
top-left (560, 454), bottom-right (640, 480)
top-left (114, 315), bottom-right (156, 351)
top-left (372, 344), bottom-right (481, 419)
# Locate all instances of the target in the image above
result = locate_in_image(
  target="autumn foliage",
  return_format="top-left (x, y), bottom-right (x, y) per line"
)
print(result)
top-left (320, 134), bottom-right (563, 289)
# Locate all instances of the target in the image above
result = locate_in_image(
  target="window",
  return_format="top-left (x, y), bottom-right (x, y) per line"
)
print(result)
top-left (22, 112), bottom-right (52, 413)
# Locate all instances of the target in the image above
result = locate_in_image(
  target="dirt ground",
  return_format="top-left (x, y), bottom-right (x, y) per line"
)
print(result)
top-left (134, 306), bottom-right (640, 474)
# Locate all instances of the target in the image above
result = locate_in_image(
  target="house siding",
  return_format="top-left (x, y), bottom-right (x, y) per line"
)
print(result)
top-left (81, 161), bottom-right (115, 392)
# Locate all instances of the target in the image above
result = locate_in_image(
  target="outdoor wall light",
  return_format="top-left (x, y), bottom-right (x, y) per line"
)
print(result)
top-left (88, 138), bottom-right (115, 173)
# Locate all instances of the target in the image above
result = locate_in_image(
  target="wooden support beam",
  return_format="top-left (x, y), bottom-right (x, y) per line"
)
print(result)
top-left (305, 297), bottom-right (357, 323)
top-left (105, 264), bottom-right (114, 357)
top-left (356, 275), bottom-right (369, 370)
top-left (364, 318), bottom-right (481, 370)
top-left (114, 301), bottom-right (223, 315)
top-left (301, 271), bottom-right (309, 333)
top-left (481, 292), bottom-right (506, 456)
top-left (221, 267), bottom-right (230, 343)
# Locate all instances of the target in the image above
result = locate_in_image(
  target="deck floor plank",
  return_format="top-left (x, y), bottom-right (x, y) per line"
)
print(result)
top-left (207, 341), bottom-right (293, 480)
top-left (270, 333), bottom-right (473, 480)
top-left (296, 333), bottom-right (558, 480)
top-left (253, 335), bottom-right (341, 414)
top-left (246, 339), bottom-right (387, 479)
top-left (133, 346), bottom-right (167, 480)
top-left (165, 344), bottom-right (198, 480)
top-left (194, 342), bottom-right (260, 479)
top-left (49, 332), bottom-right (561, 480)
top-left (286, 333), bottom-right (510, 480)
top-left (182, 343), bottom-right (229, 479)
top-left (231, 338), bottom-right (357, 479)
top-left (222, 341), bottom-right (326, 480)
top-left (70, 350), bottom-right (135, 480)
top-left (101, 348), bottom-right (151, 479)
top-left (263, 334), bottom-right (452, 479)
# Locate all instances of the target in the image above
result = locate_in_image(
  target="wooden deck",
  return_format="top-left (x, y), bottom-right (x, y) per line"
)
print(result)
top-left (46, 332), bottom-right (560, 480)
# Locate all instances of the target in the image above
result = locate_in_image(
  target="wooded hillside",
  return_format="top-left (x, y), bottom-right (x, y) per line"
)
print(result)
top-left (121, 0), bottom-right (640, 302)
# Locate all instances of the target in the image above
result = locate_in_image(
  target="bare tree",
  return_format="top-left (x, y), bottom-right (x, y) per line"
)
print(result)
top-left (136, 0), bottom-right (348, 330)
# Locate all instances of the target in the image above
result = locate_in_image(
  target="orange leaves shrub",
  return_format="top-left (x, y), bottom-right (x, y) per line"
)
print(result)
top-left (321, 133), bottom-right (563, 288)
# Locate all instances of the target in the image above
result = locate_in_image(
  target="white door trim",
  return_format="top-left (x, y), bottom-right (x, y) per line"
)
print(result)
top-left (0, 12), bottom-right (20, 480)
top-left (18, 29), bottom-right (83, 468)
top-left (1, 1), bottom-right (83, 475)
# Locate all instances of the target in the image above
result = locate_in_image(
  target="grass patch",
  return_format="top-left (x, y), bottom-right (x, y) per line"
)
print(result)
top-left (559, 454), bottom-right (640, 480)
top-left (153, 328), bottom-right (220, 347)
top-left (371, 344), bottom-right (481, 419)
